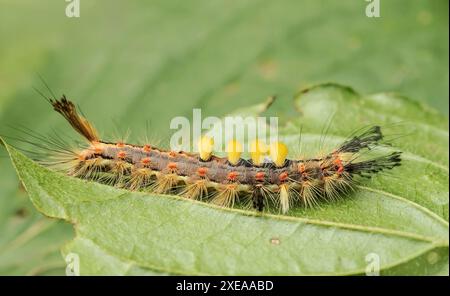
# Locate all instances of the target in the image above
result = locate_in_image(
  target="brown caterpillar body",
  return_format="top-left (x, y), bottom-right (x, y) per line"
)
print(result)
top-left (35, 96), bottom-right (402, 213)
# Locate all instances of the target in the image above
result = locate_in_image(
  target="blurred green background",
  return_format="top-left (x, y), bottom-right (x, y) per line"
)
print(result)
top-left (0, 0), bottom-right (448, 275)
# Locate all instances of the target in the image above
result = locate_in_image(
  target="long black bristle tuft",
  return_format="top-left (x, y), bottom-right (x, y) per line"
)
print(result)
top-left (338, 126), bottom-right (383, 153)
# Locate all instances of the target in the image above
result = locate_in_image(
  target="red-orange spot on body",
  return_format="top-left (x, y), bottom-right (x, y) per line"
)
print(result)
top-left (91, 142), bottom-right (104, 154)
top-left (117, 142), bottom-right (125, 148)
top-left (94, 146), bottom-right (103, 154)
top-left (143, 145), bottom-right (151, 152)
top-left (169, 151), bottom-right (177, 158)
top-left (334, 157), bottom-right (344, 174)
top-left (255, 172), bottom-right (265, 182)
top-left (333, 158), bottom-right (342, 166)
top-left (117, 151), bottom-right (126, 159)
top-left (298, 163), bottom-right (306, 173)
top-left (197, 167), bottom-right (208, 177)
top-left (227, 171), bottom-right (239, 181)
top-left (141, 157), bottom-right (151, 166)
top-left (168, 162), bottom-right (178, 170)
top-left (279, 172), bottom-right (288, 182)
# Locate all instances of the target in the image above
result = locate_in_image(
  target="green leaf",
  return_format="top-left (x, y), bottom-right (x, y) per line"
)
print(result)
top-left (2, 84), bottom-right (448, 275)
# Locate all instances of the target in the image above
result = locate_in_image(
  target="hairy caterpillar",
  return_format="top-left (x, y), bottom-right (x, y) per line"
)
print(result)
top-left (13, 93), bottom-right (402, 214)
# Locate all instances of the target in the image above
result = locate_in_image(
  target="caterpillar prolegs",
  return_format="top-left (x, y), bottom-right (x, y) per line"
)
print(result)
top-left (31, 96), bottom-right (402, 214)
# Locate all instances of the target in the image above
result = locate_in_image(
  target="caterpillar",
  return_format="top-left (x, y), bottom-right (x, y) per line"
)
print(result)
top-left (16, 94), bottom-right (402, 214)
